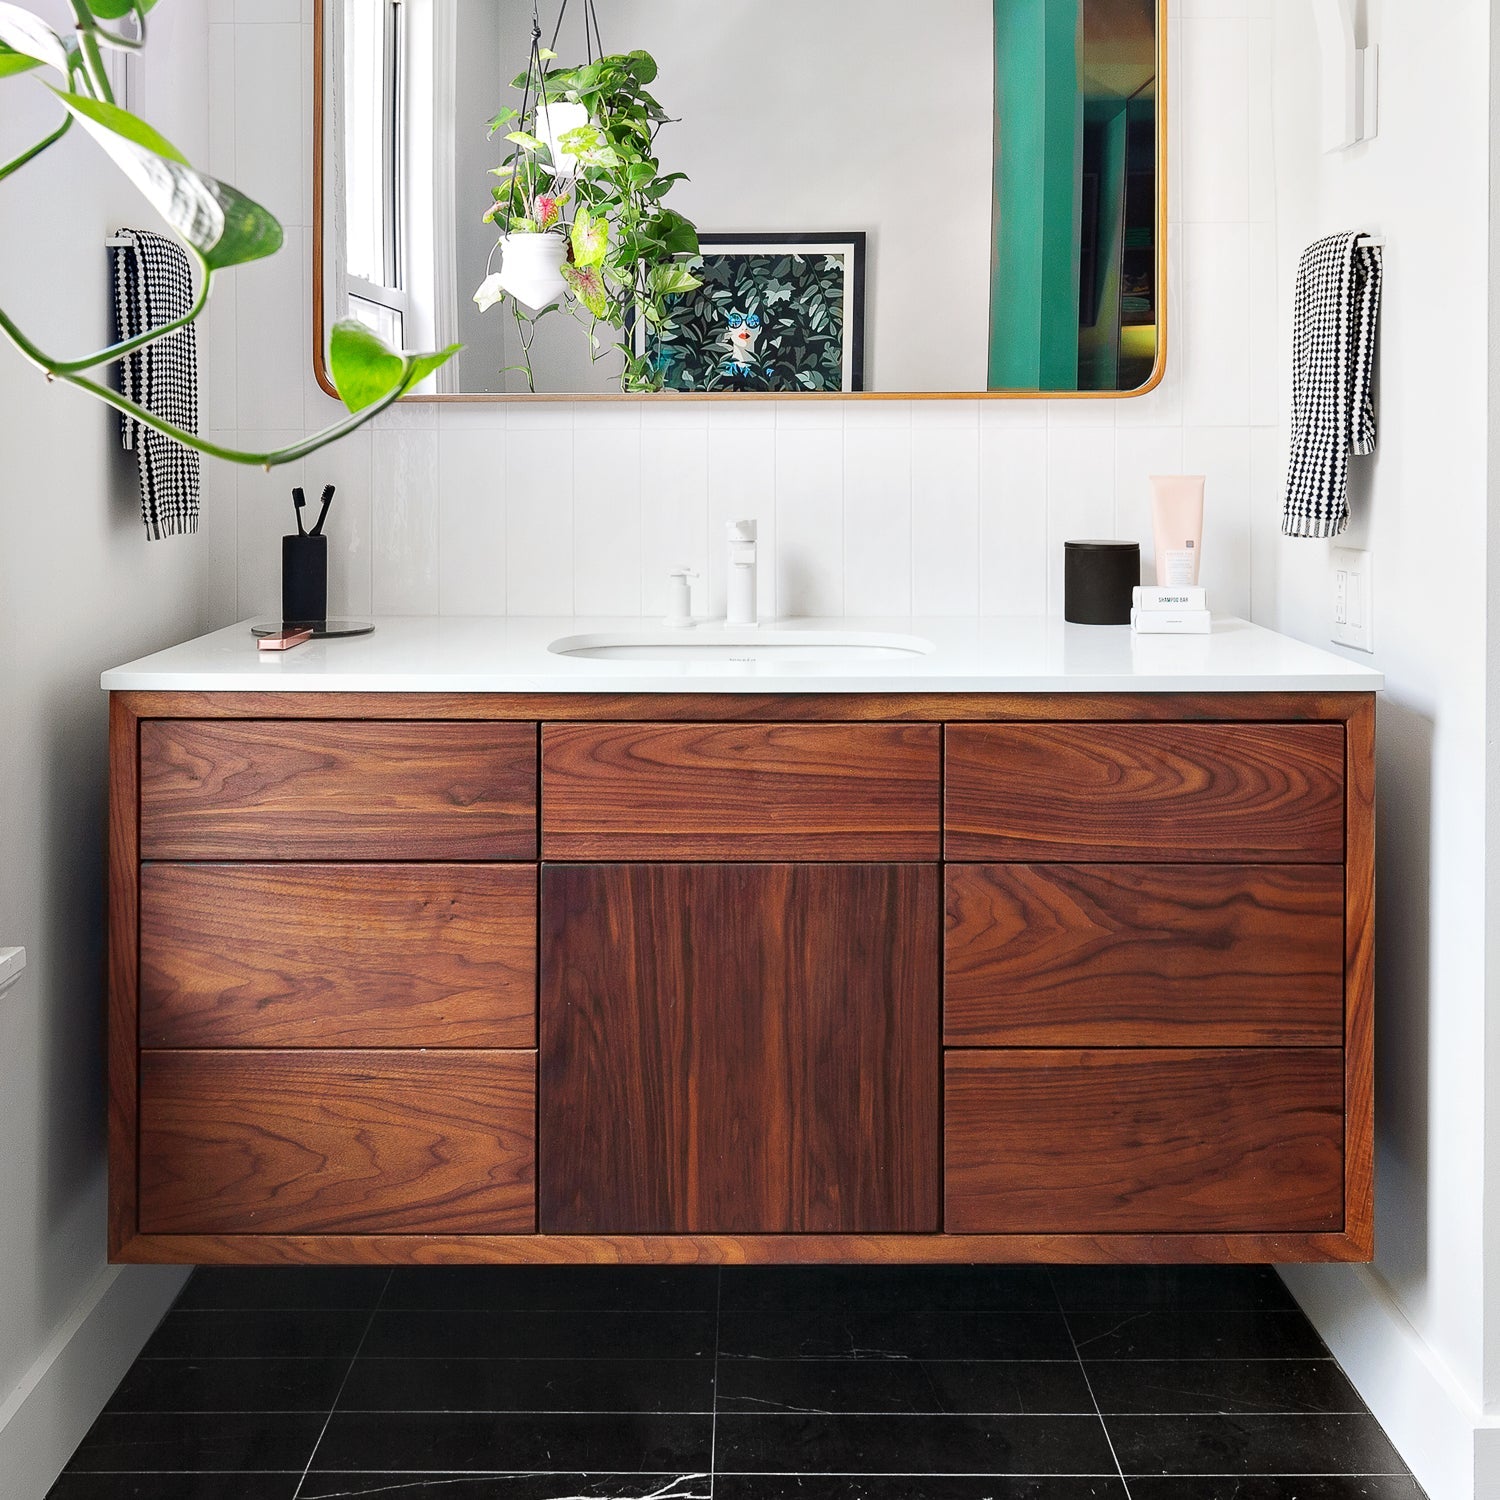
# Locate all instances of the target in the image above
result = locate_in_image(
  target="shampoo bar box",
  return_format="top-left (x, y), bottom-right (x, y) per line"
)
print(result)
top-left (1134, 585), bottom-right (1208, 612)
top-left (1131, 607), bottom-right (1212, 635)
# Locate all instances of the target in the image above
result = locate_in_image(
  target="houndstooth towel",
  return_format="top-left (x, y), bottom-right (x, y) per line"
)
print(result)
top-left (111, 227), bottom-right (201, 539)
top-left (1282, 232), bottom-right (1383, 539)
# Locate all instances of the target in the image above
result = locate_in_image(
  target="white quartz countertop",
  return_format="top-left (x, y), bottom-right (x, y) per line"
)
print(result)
top-left (100, 616), bottom-right (1385, 695)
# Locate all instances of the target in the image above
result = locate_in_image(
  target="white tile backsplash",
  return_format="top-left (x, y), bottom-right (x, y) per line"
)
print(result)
top-left (206, 13), bottom-right (1273, 621)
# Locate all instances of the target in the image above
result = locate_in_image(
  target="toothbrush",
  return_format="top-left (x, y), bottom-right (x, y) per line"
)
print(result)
top-left (292, 486), bottom-right (307, 535)
top-left (310, 484), bottom-right (336, 537)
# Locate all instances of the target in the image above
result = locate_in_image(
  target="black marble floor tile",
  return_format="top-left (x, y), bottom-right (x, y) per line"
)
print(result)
top-left (47, 1477), bottom-right (302, 1500)
top-left (140, 1309), bottom-right (373, 1359)
top-left (338, 1355), bottom-right (715, 1413)
top-left (1128, 1481), bottom-right (1426, 1500)
top-left (308, 1411), bottom-right (714, 1473)
top-left (717, 1358), bottom-right (1095, 1415)
top-left (1108, 1414), bottom-right (1408, 1477)
top-left (720, 1266), bottom-right (1059, 1313)
top-left (103, 1355), bottom-right (350, 1413)
top-left (383, 1266), bottom-right (719, 1311)
top-left (1086, 1358), bottom-right (1362, 1415)
top-left (173, 1266), bottom-right (391, 1310)
top-left (300, 1478), bottom-right (712, 1499)
top-left (713, 1413), bottom-right (1119, 1475)
top-left (1068, 1310), bottom-right (1330, 1362)
top-left (717, 1311), bottom-right (1076, 1362)
top-left (715, 1482), bottom-right (1129, 1500)
top-left (1052, 1266), bottom-right (1298, 1312)
top-left (64, 1411), bottom-right (327, 1473)
top-left (363, 1310), bottom-right (715, 1361)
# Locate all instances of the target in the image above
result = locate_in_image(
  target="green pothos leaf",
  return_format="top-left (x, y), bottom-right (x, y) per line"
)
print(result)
top-left (50, 89), bottom-right (285, 270)
top-left (0, 4), bottom-right (70, 74)
top-left (327, 320), bottom-right (461, 413)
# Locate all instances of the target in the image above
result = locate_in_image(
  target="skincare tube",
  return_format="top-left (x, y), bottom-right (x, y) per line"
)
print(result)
top-left (1150, 475), bottom-right (1206, 587)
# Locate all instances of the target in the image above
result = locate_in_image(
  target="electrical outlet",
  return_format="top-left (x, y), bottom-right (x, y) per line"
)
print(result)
top-left (1331, 546), bottom-right (1373, 652)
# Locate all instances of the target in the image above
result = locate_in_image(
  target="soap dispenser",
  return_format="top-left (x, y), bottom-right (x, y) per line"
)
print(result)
top-left (665, 566), bottom-right (698, 628)
top-left (726, 519), bottom-right (758, 627)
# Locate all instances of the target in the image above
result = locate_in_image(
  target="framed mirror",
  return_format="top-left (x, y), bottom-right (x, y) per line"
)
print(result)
top-left (313, 0), bottom-right (1166, 400)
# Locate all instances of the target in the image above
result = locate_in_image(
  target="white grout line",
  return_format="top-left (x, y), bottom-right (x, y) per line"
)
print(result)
top-left (291, 1269), bottom-right (394, 1500)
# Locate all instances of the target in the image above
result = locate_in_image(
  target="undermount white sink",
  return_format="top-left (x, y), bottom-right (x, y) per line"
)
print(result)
top-left (548, 627), bottom-right (935, 663)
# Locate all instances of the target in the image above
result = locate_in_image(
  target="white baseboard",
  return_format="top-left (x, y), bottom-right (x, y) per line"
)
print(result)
top-left (1281, 1262), bottom-right (1500, 1500)
top-left (0, 1262), bottom-right (191, 1500)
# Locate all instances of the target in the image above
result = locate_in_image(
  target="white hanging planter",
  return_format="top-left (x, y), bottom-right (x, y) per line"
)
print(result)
top-left (497, 231), bottom-right (568, 311)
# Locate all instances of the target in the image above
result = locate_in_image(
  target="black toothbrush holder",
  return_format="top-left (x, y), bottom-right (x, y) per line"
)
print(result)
top-left (281, 483), bottom-right (336, 629)
top-left (281, 533), bottom-right (328, 629)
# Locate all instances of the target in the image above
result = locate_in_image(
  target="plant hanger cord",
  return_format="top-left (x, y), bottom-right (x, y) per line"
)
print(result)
top-left (548, 0), bottom-right (604, 65)
top-left (506, 4), bottom-right (545, 226)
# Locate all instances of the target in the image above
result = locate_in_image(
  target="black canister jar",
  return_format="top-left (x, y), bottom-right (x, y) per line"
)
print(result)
top-left (1064, 539), bottom-right (1140, 625)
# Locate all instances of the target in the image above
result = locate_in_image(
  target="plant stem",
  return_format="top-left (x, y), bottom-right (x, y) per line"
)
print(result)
top-left (0, 116), bottom-right (71, 185)
top-left (68, 0), bottom-right (114, 103)
top-left (51, 364), bottom-right (408, 468)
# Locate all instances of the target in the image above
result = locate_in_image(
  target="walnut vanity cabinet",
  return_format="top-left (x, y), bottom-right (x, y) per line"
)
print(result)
top-left (106, 690), bottom-right (1374, 1266)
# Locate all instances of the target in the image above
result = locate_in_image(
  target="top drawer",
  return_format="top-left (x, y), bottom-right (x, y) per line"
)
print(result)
top-left (140, 721), bottom-right (538, 860)
top-left (542, 723), bottom-right (941, 860)
top-left (945, 722), bottom-right (1345, 862)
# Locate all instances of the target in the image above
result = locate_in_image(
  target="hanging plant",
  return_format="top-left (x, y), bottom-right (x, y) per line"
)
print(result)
top-left (475, 31), bottom-right (701, 395)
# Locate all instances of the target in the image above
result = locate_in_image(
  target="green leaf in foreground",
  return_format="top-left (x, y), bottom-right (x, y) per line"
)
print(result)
top-left (0, 41), bottom-right (42, 79)
top-left (81, 0), bottom-right (161, 19)
top-left (327, 320), bottom-right (460, 413)
top-left (50, 89), bottom-right (284, 270)
top-left (0, 4), bottom-right (69, 74)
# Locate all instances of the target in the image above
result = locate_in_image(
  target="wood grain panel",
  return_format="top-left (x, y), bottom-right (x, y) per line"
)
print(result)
top-left (944, 1049), bottom-right (1345, 1234)
top-left (139, 1050), bottom-right (535, 1234)
top-left (540, 863), bottom-right (940, 1233)
top-left (107, 695), bottom-right (140, 1256)
top-left (140, 864), bottom-right (536, 1048)
top-left (111, 1227), bottom-right (1376, 1266)
top-left (945, 722), bottom-right (1345, 862)
top-left (140, 720), bottom-right (537, 860)
top-left (1344, 696), bottom-right (1376, 1256)
top-left (541, 723), bottom-right (940, 859)
top-left (118, 690), bottom-right (1375, 725)
top-left (944, 864), bottom-right (1344, 1047)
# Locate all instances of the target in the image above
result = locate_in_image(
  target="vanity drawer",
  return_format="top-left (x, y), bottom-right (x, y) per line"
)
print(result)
top-left (140, 863), bottom-right (537, 1048)
top-left (541, 722), bottom-right (942, 860)
top-left (945, 864), bottom-right (1345, 1047)
top-left (138, 1050), bottom-right (536, 1235)
top-left (944, 723), bottom-right (1345, 862)
top-left (140, 720), bottom-right (538, 860)
top-left (944, 1048), bottom-right (1344, 1234)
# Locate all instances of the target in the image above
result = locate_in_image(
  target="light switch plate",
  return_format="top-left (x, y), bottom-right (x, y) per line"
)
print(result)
top-left (1331, 546), bottom-right (1374, 652)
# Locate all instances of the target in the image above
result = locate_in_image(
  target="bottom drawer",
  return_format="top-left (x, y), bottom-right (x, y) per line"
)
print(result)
top-left (945, 1049), bottom-right (1344, 1234)
top-left (140, 1050), bottom-right (535, 1235)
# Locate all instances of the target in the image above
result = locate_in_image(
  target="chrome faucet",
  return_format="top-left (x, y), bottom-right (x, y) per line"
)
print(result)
top-left (726, 519), bottom-right (758, 626)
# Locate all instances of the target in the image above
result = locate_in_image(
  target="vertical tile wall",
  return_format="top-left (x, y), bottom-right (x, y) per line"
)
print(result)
top-left (207, 0), bottom-right (1277, 623)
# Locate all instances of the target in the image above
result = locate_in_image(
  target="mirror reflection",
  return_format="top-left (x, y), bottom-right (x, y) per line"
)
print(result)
top-left (320, 0), bottom-right (1162, 397)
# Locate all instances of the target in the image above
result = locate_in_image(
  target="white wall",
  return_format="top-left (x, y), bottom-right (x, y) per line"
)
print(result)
top-left (1257, 3), bottom-right (1500, 1497)
top-left (212, 0), bottom-right (1275, 625)
top-left (0, 4), bottom-right (234, 1495)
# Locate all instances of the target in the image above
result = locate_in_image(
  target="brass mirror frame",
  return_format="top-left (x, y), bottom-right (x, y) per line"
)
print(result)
top-left (311, 0), bottom-right (1168, 403)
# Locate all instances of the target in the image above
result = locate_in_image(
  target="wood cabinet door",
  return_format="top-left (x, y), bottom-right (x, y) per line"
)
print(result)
top-left (539, 863), bottom-right (941, 1234)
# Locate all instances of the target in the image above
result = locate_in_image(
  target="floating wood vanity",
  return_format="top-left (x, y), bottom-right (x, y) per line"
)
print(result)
top-left (103, 618), bottom-right (1379, 1266)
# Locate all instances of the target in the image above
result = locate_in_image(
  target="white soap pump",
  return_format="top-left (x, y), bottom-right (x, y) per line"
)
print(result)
top-left (726, 519), bottom-right (758, 627)
top-left (664, 566), bottom-right (698, 628)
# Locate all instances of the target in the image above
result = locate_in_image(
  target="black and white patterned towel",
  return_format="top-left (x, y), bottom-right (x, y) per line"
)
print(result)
top-left (1282, 231), bottom-right (1383, 539)
top-left (111, 227), bottom-right (201, 539)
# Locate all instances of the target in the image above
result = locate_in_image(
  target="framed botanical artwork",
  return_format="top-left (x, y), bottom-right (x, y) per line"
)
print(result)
top-left (649, 233), bottom-right (867, 394)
